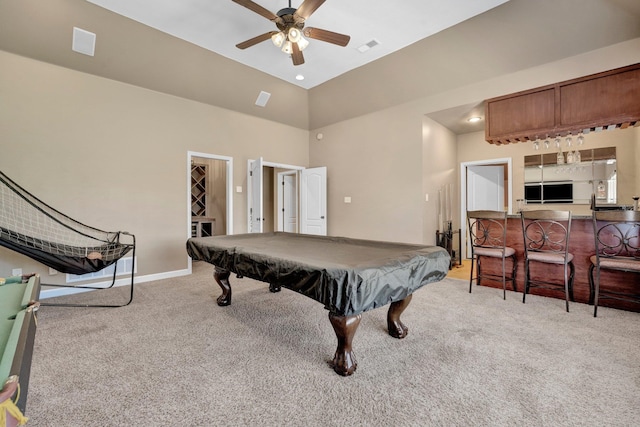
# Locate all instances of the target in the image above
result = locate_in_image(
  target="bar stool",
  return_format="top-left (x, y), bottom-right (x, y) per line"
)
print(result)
top-left (589, 210), bottom-right (640, 317)
top-left (467, 210), bottom-right (517, 300)
top-left (521, 210), bottom-right (574, 312)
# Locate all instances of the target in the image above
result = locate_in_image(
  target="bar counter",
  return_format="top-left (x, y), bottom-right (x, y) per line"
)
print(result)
top-left (476, 215), bottom-right (639, 313)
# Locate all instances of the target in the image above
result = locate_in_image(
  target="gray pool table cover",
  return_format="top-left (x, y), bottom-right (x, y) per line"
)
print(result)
top-left (186, 232), bottom-right (450, 316)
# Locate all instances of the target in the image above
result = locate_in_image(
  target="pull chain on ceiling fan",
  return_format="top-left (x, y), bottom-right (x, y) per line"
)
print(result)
top-left (232, 0), bottom-right (350, 66)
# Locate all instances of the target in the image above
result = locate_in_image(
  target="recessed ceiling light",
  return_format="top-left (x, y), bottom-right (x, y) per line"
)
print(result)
top-left (467, 116), bottom-right (482, 123)
top-left (295, 74), bottom-right (304, 81)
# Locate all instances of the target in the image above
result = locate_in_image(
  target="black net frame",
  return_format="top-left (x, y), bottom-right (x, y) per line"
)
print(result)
top-left (0, 170), bottom-right (135, 307)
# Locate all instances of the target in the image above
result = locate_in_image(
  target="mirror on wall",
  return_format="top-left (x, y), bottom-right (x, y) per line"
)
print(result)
top-left (524, 147), bottom-right (616, 205)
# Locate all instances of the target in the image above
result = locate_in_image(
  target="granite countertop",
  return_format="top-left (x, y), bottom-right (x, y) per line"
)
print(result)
top-left (507, 213), bottom-right (592, 219)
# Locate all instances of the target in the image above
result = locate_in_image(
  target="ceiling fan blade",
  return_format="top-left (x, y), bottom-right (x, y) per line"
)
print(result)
top-left (236, 31), bottom-right (278, 49)
top-left (303, 27), bottom-right (350, 47)
top-left (294, 0), bottom-right (325, 20)
top-left (291, 42), bottom-right (304, 66)
top-left (232, 0), bottom-right (279, 21)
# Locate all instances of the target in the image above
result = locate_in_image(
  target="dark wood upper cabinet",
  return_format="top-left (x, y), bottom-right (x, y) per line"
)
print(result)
top-left (485, 63), bottom-right (640, 145)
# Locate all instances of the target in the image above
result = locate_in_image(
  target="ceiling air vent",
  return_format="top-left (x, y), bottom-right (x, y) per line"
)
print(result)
top-left (72, 27), bottom-right (96, 56)
top-left (357, 39), bottom-right (380, 53)
top-left (255, 91), bottom-right (271, 107)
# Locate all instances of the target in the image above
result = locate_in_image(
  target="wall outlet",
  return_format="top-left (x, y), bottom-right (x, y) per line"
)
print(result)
top-left (12, 268), bottom-right (22, 276)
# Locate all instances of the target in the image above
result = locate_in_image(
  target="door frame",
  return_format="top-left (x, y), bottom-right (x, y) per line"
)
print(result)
top-left (277, 170), bottom-right (299, 232)
top-left (460, 157), bottom-right (512, 258)
top-left (247, 159), bottom-right (305, 232)
top-left (187, 151), bottom-right (234, 271)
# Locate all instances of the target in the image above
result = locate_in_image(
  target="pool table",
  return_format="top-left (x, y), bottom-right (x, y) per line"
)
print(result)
top-left (186, 232), bottom-right (450, 376)
top-left (1, 274), bottom-right (40, 424)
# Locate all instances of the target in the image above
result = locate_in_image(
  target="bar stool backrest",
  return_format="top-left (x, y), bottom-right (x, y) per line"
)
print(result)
top-left (590, 210), bottom-right (640, 316)
top-left (521, 210), bottom-right (572, 258)
top-left (467, 210), bottom-right (508, 254)
top-left (592, 210), bottom-right (640, 261)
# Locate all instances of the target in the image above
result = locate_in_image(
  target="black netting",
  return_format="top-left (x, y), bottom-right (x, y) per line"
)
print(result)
top-left (0, 171), bottom-right (133, 275)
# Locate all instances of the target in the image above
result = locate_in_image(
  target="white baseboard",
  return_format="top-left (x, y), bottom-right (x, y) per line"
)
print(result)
top-left (40, 268), bottom-right (191, 299)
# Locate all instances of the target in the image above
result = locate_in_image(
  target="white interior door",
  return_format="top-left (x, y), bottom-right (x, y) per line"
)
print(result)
top-left (277, 171), bottom-right (298, 232)
top-left (467, 165), bottom-right (504, 211)
top-left (460, 159), bottom-right (512, 259)
top-left (464, 164), bottom-right (504, 257)
top-left (300, 167), bottom-right (327, 235)
top-left (248, 157), bottom-right (263, 233)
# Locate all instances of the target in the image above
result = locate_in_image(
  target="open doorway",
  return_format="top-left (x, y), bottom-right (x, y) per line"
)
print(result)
top-left (460, 158), bottom-right (512, 258)
top-left (187, 151), bottom-right (233, 241)
top-left (277, 170), bottom-right (298, 233)
top-left (247, 158), bottom-right (327, 235)
top-left (263, 167), bottom-right (300, 233)
top-left (248, 159), bottom-right (303, 233)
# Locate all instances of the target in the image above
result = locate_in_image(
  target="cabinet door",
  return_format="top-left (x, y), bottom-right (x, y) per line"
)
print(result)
top-left (560, 67), bottom-right (640, 127)
top-left (486, 88), bottom-right (555, 142)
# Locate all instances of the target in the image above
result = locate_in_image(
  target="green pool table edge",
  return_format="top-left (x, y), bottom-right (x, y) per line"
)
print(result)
top-left (1, 274), bottom-right (41, 415)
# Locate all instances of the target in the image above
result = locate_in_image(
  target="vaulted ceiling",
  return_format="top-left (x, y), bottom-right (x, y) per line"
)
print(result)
top-left (85, 0), bottom-right (510, 90)
top-left (1, 0), bottom-right (639, 131)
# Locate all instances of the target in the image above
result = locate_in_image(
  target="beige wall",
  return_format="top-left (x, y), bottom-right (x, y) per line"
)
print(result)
top-left (308, 39), bottom-right (640, 246)
top-left (0, 51), bottom-right (308, 283)
top-left (1, 37), bottom-right (639, 285)
top-left (309, 106), bottom-right (426, 244)
top-left (422, 118), bottom-right (458, 245)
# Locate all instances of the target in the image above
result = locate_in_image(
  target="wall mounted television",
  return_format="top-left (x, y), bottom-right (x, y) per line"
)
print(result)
top-left (524, 181), bottom-right (573, 204)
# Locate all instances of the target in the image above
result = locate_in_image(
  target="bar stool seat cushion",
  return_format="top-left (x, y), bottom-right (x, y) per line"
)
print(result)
top-left (474, 247), bottom-right (516, 258)
top-left (590, 255), bottom-right (640, 272)
top-left (527, 252), bottom-right (574, 265)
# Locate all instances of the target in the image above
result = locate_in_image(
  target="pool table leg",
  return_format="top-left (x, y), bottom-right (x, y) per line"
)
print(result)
top-left (328, 312), bottom-right (362, 376)
top-left (213, 267), bottom-right (232, 306)
top-left (268, 283), bottom-right (281, 293)
top-left (387, 294), bottom-right (413, 339)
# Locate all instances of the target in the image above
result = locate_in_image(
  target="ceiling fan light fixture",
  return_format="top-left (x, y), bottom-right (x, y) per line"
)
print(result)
top-left (288, 27), bottom-right (302, 43)
top-left (281, 40), bottom-right (293, 54)
top-left (233, 0), bottom-right (351, 67)
top-left (271, 31), bottom-right (285, 47)
top-left (297, 36), bottom-right (309, 51)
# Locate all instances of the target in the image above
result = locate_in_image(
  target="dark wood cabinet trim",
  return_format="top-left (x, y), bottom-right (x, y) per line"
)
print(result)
top-left (485, 63), bottom-right (640, 145)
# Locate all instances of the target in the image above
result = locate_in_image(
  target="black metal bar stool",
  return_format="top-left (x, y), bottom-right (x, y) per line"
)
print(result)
top-left (521, 210), bottom-right (574, 312)
top-left (467, 210), bottom-right (517, 300)
top-left (589, 210), bottom-right (640, 317)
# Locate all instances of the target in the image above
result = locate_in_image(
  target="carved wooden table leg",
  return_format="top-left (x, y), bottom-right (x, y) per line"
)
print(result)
top-left (269, 283), bottom-right (281, 293)
top-left (387, 294), bottom-right (413, 339)
top-left (213, 267), bottom-right (232, 306)
top-left (328, 312), bottom-right (362, 376)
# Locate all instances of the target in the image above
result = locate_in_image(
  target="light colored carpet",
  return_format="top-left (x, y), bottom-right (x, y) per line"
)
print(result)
top-left (25, 261), bottom-right (639, 426)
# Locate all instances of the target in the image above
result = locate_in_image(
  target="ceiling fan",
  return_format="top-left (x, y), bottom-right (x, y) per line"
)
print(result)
top-left (232, 0), bottom-right (351, 66)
